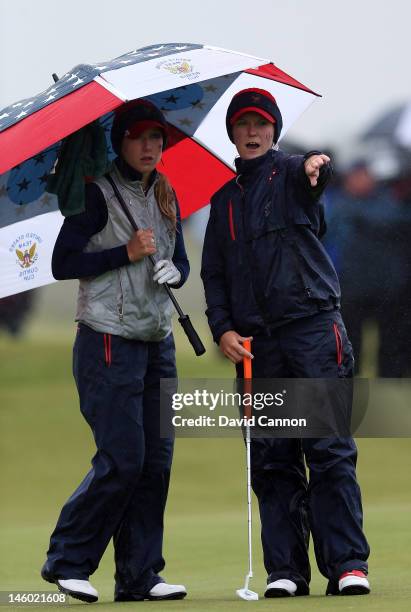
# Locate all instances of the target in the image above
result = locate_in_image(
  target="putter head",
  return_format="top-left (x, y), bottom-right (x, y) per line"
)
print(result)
top-left (236, 588), bottom-right (259, 601)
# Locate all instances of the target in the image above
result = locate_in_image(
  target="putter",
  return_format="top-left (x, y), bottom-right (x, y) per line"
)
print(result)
top-left (236, 339), bottom-right (259, 602)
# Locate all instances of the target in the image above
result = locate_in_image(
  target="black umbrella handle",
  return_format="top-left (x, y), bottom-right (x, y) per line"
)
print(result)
top-left (106, 175), bottom-right (206, 356)
top-left (178, 314), bottom-right (206, 357)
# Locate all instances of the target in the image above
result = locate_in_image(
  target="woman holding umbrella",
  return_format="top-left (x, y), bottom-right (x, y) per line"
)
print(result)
top-left (201, 88), bottom-right (370, 598)
top-left (41, 100), bottom-right (188, 603)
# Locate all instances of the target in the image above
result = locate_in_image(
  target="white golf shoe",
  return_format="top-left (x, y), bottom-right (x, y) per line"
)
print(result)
top-left (265, 578), bottom-right (297, 597)
top-left (339, 570), bottom-right (370, 595)
top-left (56, 579), bottom-right (98, 603)
top-left (115, 580), bottom-right (187, 602)
top-left (148, 582), bottom-right (187, 600)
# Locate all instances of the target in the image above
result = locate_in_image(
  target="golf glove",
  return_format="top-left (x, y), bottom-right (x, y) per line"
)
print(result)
top-left (153, 259), bottom-right (181, 286)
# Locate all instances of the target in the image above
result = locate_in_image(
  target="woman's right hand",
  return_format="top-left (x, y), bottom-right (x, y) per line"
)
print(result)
top-left (219, 331), bottom-right (253, 364)
top-left (127, 228), bottom-right (157, 262)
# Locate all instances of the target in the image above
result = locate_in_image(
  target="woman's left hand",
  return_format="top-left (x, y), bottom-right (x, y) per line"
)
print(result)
top-left (304, 153), bottom-right (331, 186)
top-left (153, 260), bottom-right (181, 285)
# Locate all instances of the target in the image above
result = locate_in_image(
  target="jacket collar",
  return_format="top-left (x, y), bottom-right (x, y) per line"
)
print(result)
top-left (234, 149), bottom-right (274, 177)
top-left (114, 156), bottom-right (157, 189)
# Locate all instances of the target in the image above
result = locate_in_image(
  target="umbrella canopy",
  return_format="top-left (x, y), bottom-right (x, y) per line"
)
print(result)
top-left (0, 42), bottom-right (320, 298)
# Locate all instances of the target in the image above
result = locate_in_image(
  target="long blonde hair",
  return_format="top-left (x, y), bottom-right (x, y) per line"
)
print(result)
top-left (155, 172), bottom-right (177, 231)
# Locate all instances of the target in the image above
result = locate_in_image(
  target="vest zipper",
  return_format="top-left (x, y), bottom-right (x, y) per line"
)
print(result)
top-left (140, 189), bottom-right (162, 333)
top-left (118, 270), bottom-right (124, 321)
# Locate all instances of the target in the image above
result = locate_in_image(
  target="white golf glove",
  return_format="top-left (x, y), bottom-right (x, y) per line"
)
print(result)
top-left (153, 259), bottom-right (181, 285)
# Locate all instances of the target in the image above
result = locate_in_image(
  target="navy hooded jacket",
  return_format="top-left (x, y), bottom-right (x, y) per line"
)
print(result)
top-left (201, 149), bottom-right (340, 343)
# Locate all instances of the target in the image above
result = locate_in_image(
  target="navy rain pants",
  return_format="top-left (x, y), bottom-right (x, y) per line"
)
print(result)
top-left (237, 309), bottom-right (370, 595)
top-left (44, 324), bottom-right (176, 597)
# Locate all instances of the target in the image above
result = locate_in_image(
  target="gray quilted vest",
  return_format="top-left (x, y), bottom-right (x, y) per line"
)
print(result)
top-left (75, 164), bottom-right (176, 341)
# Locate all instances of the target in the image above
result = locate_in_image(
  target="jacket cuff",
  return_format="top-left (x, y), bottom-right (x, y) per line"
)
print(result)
top-left (107, 245), bottom-right (130, 269)
top-left (302, 151), bottom-right (333, 194)
top-left (303, 150), bottom-right (323, 161)
top-left (212, 320), bottom-right (235, 345)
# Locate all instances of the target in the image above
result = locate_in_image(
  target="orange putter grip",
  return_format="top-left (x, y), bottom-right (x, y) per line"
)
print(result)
top-left (243, 339), bottom-right (252, 379)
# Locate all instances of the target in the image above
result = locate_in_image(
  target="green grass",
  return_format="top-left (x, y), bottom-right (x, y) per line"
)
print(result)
top-left (1, 330), bottom-right (411, 611)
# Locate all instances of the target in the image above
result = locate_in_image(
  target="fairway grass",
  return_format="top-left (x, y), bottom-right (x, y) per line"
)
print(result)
top-left (1, 505), bottom-right (411, 610)
top-left (1, 332), bottom-right (410, 610)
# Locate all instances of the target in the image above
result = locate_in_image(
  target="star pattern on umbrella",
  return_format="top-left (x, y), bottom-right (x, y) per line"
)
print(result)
top-left (17, 178), bottom-right (30, 192)
top-left (0, 43), bottom-right (203, 133)
top-left (146, 72), bottom-right (237, 139)
top-left (38, 171), bottom-right (50, 185)
top-left (34, 153), bottom-right (46, 165)
top-left (165, 94), bottom-right (179, 104)
top-left (179, 118), bottom-right (193, 127)
top-left (190, 100), bottom-right (205, 110)
top-left (99, 43), bottom-right (200, 72)
top-left (0, 68), bottom-right (96, 131)
top-left (40, 193), bottom-right (53, 207)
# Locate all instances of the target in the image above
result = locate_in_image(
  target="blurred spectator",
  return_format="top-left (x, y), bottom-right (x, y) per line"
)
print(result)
top-left (389, 170), bottom-right (411, 376)
top-left (0, 290), bottom-right (36, 336)
top-left (324, 161), bottom-right (410, 376)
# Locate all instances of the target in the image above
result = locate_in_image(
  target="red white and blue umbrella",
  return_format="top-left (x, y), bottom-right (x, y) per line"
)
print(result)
top-left (0, 42), bottom-right (320, 298)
